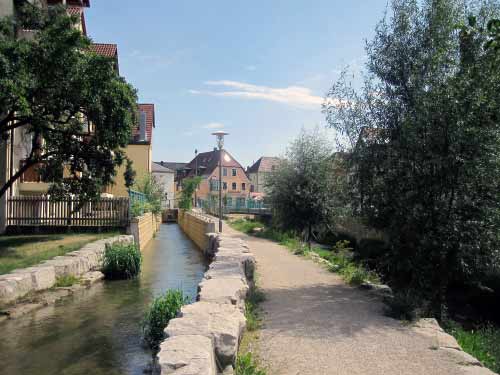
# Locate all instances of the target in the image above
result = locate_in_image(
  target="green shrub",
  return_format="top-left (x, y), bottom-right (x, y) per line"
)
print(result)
top-left (384, 290), bottom-right (428, 321)
top-left (54, 275), bottom-right (80, 287)
top-left (356, 238), bottom-right (388, 261)
top-left (236, 352), bottom-right (267, 375)
top-left (445, 322), bottom-right (500, 372)
top-left (142, 290), bottom-right (187, 350)
top-left (102, 243), bottom-right (142, 280)
top-left (130, 200), bottom-right (146, 218)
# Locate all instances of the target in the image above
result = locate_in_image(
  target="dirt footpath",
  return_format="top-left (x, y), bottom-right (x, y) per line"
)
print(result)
top-left (223, 224), bottom-right (492, 375)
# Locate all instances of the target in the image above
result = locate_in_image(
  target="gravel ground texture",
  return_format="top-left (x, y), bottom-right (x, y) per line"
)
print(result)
top-left (223, 223), bottom-right (491, 375)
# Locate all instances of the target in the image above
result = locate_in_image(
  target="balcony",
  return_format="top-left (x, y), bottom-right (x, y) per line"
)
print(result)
top-left (18, 160), bottom-right (49, 194)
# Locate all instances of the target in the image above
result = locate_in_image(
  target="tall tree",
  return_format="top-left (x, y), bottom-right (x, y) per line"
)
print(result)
top-left (266, 128), bottom-right (347, 245)
top-left (0, 4), bottom-right (138, 200)
top-left (324, 0), bottom-right (500, 316)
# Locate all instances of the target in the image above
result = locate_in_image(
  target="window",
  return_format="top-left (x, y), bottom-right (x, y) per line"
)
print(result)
top-left (223, 182), bottom-right (227, 190)
top-left (226, 197), bottom-right (232, 207)
top-left (232, 182), bottom-right (237, 190)
top-left (242, 183), bottom-right (246, 191)
top-left (223, 168), bottom-right (227, 176)
top-left (232, 169), bottom-right (237, 176)
top-left (210, 180), bottom-right (219, 191)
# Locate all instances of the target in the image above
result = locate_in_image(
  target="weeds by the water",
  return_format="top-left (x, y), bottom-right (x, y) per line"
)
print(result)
top-left (102, 243), bottom-right (141, 280)
top-left (54, 275), bottom-right (80, 287)
top-left (445, 321), bottom-right (500, 372)
top-left (142, 290), bottom-right (187, 350)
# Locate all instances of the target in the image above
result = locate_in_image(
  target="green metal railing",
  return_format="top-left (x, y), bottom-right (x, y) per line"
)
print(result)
top-left (128, 189), bottom-right (146, 216)
top-left (199, 197), bottom-right (271, 216)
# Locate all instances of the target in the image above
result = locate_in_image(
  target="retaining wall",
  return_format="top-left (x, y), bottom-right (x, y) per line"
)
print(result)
top-left (177, 210), bottom-right (217, 251)
top-left (0, 234), bottom-right (134, 307)
top-left (157, 212), bottom-right (254, 375)
top-left (128, 212), bottom-right (161, 250)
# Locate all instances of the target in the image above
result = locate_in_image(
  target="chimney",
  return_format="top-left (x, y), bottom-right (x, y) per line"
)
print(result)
top-left (139, 111), bottom-right (147, 141)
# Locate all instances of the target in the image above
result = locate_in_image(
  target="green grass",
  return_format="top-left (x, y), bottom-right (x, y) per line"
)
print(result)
top-left (54, 275), bottom-right (80, 287)
top-left (310, 246), bottom-right (380, 286)
top-left (237, 282), bottom-right (267, 375)
top-left (245, 286), bottom-right (266, 332)
top-left (0, 232), bottom-right (120, 275)
top-left (228, 219), bottom-right (265, 234)
top-left (229, 219), bottom-right (379, 286)
top-left (236, 352), bottom-right (267, 375)
top-left (445, 322), bottom-right (500, 372)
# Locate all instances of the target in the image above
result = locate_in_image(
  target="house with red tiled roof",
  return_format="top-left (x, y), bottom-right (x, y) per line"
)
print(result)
top-left (178, 149), bottom-right (252, 208)
top-left (247, 156), bottom-right (281, 194)
top-left (89, 43), bottom-right (119, 72)
top-left (106, 104), bottom-right (156, 197)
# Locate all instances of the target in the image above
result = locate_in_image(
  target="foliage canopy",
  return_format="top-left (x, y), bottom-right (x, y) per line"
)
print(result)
top-left (323, 0), bottom-right (500, 315)
top-left (0, 4), bottom-right (138, 199)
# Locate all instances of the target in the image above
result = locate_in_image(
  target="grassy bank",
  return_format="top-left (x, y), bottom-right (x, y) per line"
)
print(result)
top-left (237, 279), bottom-right (267, 375)
top-left (444, 322), bottom-right (500, 372)
top-left (0, 232), bottom-right (120, 275)
top-left (229, 218), bottom-right (378, 286)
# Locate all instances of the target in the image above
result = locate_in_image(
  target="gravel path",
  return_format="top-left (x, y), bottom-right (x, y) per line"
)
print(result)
top-left (223, 224), bottom-right (489, 375)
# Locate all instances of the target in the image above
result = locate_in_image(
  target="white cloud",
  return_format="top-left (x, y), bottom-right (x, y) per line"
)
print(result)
top-left (202, 122), bottom-right (225, 129)
top-left (190, 80), bottom-right (328, 109)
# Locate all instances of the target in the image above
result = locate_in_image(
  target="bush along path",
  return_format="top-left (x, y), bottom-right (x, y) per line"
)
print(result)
top-left (223, 223), bottom-right (497, 375)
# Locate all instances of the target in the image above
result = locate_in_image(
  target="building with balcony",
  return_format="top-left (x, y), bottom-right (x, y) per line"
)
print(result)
top-left (177, 149), bottom-right (252, 208)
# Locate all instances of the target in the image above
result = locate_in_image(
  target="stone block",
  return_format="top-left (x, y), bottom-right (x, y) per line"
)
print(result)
top-left (214, 253), bottom-right (255, 283)
top-left (0, 272), bottom-right (33, 305)
top-left (157, 335), bottom-right (216, 375)
top-left (13, 265), bottom-right (56, 291)
top-left (42, 256), bottom-right (86, 277)
top-left (205, 261), bottom-right (245, 280)
top-left (198, 277), bottom-right (249, 309)
top-left (165, 302), bottom-right (245, 367)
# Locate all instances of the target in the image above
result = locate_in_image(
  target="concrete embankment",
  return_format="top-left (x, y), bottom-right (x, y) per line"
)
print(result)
top-left (0, 235), bottom-right (134, 309)
top-left (160, 211), bottom-right (255, 375)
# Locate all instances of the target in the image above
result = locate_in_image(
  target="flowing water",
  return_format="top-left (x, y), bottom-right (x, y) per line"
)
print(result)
top-left (0, 224), bottom-right (208, 375)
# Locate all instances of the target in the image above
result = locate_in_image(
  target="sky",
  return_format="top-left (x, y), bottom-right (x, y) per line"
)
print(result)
top-left (85, 0), bottom-right (388, 167)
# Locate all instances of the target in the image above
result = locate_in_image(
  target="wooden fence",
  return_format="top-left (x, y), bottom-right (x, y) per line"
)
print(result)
top-left (6, 196), bottom-right (129, 227)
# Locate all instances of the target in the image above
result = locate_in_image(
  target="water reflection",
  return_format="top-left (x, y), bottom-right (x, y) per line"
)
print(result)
top-left (0, 224), bottom-right (207, 375)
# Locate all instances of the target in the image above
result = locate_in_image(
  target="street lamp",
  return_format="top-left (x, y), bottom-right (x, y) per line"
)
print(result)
top-left (194, 149), bottom-right (198, 208)
top-left (212, 131), bottom-right (228, 233)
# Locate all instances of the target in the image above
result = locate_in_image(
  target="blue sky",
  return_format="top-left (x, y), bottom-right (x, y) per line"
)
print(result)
top-left (85, 1), bottom-right (388, 167)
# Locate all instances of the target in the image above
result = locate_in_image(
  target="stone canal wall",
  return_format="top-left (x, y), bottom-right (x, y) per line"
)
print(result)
top-left (178, 210), bottom-right (217, 251)
top-left (128, 212), bottom-right (161, 250)
top-left (158, 213), bottom-right (255, 375)
top-left (0, 235), bottom-right (134, 307)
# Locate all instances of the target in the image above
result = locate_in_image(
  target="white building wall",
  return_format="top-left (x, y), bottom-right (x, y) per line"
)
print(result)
top-left (153, 171), bottom-right (175, 208)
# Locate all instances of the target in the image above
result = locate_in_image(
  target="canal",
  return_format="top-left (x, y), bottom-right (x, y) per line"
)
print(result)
top-left (0, 224), bottom-right (207, 375)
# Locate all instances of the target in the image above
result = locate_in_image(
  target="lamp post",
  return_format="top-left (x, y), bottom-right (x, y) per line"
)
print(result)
top-left (212, 131), bottom-right (228, 233)
top-left (194, 149), bottom-right (198, 208)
